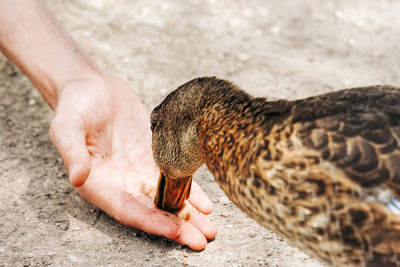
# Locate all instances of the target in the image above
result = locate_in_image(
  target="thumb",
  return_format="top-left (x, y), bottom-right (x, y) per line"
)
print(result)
top-left (49, 110), bottom-right (91, 187)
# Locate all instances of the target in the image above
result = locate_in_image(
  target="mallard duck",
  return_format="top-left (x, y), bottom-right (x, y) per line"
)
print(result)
top-left (151, 77), bottom-right (400, 266)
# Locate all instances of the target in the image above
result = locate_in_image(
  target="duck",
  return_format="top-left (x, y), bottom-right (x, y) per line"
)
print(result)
top-left (151, 76), bottom-right (400, 267)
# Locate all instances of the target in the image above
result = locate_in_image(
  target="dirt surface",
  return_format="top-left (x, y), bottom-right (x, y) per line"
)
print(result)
top-left (1, 0), bottom-right (400, 266)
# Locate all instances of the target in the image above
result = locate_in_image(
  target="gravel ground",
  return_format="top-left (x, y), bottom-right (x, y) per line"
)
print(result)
top-left (1, 0), bottom-right (400, 266)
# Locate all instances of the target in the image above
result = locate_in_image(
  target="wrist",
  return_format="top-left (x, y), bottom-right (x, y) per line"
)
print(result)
top-left (0, 0), bottom-right (104, 110)
top-left (55, 71), bottom-right (115, 111)
top-left (32, 49), bottom-right (103, 110)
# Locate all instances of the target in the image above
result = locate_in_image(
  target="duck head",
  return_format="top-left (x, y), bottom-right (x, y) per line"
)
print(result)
top-left (150, 80), bottom-right (204, 212)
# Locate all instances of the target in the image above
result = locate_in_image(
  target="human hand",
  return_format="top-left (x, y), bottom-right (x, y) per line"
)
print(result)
top-left (0, 0), bottom-right (216, 250)
top-left (49, 75), bottom-right (217, 249)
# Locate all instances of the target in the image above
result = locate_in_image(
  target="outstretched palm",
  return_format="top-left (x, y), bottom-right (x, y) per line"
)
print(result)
top-left (49, 76), bottom-right (217, 250)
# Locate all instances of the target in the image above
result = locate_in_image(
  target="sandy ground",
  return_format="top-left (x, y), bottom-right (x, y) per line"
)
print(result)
top-left (1, 0), bottom-right (400, 266)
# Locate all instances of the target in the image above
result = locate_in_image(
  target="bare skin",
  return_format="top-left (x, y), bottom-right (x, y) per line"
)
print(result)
top-left (0, 0), bottom-right (217, 250)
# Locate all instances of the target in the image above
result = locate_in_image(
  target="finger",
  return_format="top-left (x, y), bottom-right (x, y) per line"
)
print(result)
top-left (188, 181), bottom-right (214, 215)
top-left (118, 192), bottom-right (183, 239)
top-left (135, 193), bottom-right (216, 245)
top-left (106, 191), bottom-right (208, 250)
top-left (76, 176), bottom-right (210, 250)
top-left (128, 193), bottom-right (211, 249)
top-left (49, 110), bottom-right (90, 187)
top-left (178, 203), bottom-right (217, 240)
top-left (173, 221), bottom-right (208, 251)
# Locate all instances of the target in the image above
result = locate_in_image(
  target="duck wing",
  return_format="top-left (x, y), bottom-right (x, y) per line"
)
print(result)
top-left (283, 85), bottom-right (400, 265)
top-left (291, 85), bottom-right (400, 195)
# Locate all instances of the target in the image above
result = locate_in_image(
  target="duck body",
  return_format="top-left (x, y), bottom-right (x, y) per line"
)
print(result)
top-left (151, 77), bottom-right (400, 266)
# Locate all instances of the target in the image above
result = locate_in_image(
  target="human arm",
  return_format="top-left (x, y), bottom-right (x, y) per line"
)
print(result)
top-left (0, 0), bottom-right (100, 109)
top-left (0, 0), bottom-right (216, 249)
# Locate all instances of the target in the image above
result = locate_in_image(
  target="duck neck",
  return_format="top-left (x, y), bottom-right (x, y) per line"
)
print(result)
top-left (195, 80), bottom-right (261, 191)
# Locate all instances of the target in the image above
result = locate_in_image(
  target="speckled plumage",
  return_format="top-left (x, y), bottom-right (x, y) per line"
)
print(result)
top-left (151, 77), bottom-right (400, 267)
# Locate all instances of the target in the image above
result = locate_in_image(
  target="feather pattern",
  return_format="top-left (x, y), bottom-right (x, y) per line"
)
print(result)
top-left (151, 77), bottom-right (400, 266)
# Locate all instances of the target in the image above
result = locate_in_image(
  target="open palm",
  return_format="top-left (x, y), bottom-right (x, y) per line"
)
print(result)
top-left (49, 76), bottom-right (217, 250)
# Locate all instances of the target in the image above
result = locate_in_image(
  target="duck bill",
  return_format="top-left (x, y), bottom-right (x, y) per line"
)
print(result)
top-left (154, 172), bottom-right (192, 212)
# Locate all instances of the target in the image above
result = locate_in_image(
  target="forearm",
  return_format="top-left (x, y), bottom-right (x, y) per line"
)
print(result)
top-left (0, 0), bottom-right (101, 109)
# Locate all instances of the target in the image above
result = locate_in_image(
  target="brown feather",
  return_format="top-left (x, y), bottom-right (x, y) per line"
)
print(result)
top-left (151, 77), bottom-right (400, 266)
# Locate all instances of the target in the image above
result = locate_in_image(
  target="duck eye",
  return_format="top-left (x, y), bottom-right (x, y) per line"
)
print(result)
top-left (151, 105), bottom-right (162, 132)
top-left (151, 120), bottom-right (157, 132)
top-left (150, 112), bottom-right (158, 132)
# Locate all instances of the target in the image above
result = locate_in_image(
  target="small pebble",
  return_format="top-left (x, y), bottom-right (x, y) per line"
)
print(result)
top-left (83, 30), bottom-right (92, 37)
top-left (230, 18), bottom-right (241, 27)
top-left (161, 3), bottom-right (169, 10)
top-left (68, 254), bottom-right (79, 263)
top-left (238, 53), bottom-right (250, 62)
top-left (259, 8), bottom-right (269, 16)
top-left (335, 11), bottom-right (343, 19)
top-left (270, 25), bottom-right (281, 35)
top-left (243, 8), bottom-right (253, 17)
top-left (348, 39), bottom-right (357, 47)
top-left (24, 142), bottom-right (32, 149)
top-left (254, 29), bottom-right (263, 37)
top-left (141, 7), bottom-right (150, 15)
top-left (28, 99), bottom-right (36, 106)
top-left (355, 20), bottom-right (365, 27)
